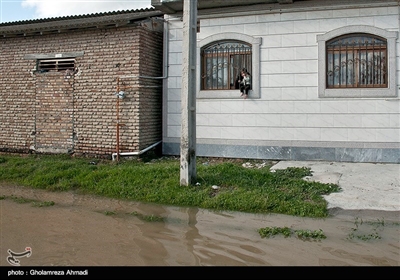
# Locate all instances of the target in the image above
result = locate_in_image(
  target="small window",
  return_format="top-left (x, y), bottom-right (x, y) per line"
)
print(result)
top-left (37, 58), bottom-right (76, 72)
top-left (326, 33), bottom-right (387, 88)
top-left (201, 41), bottom-right (252, 90)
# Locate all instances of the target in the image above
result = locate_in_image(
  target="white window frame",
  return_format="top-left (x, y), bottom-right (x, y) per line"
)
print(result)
top-left (197, 33), bottom-right (261, 99)
top-left (317, 25), bottom-right (398, 98)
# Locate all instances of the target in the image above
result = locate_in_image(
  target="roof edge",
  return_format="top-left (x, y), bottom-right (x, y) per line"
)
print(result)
top-left (0, 8), bottom-right (164, 37)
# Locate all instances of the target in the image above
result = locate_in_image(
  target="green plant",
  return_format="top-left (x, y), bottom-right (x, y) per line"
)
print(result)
top-left (104, 211), bottom-right (116, 216)
top-left (11, 196), bottom-right (35, 204)
top-left (348, 231), bottom-right (381, 241)
top-left (258, 226), bottom-right (326, 241)
top-left (294, 229), bottom-right (326, 241)
top-left (347, 217), bottom-right (385, 241)
top-left (258, 226), bottom-right (292, 238)
top-left (129, 211), bottom-right (164, 222)
top-left (7, 195), bottom-right (55, 207)
top-left (0, 154), bottom-right (341, 218)
top-left (31, 201), bottom-right (55, 207)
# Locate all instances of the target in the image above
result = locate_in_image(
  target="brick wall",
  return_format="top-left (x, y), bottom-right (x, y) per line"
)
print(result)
top-left (0, 20), bottom-right (163, 158)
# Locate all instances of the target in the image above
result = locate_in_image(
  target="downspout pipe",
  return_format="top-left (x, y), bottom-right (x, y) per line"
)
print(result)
top-left (112, 140), bottom-right (162, 161)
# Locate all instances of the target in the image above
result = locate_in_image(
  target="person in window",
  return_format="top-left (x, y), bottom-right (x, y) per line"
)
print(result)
top-left (239, 69), bottom-right (251, 99)
top-left (235, 68), bottom-right (247, 89)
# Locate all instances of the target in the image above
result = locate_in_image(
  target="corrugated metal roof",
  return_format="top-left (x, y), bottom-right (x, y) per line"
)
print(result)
top-left (0, 7), bottom-right (158, 26)
top-left (0, 7), bottom-right (164, 37)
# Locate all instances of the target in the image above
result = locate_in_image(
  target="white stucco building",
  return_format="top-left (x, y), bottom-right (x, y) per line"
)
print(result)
top-left (153, 0), bottom-right (400, 163)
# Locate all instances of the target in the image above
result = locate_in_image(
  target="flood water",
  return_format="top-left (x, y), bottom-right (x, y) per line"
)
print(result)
top-left (1, 185), bottom-right (399, 267)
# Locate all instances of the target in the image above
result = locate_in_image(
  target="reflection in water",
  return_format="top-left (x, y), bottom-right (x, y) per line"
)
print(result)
top-left (1, 185), bottom-right (399, 266)
top-left (186, 207), bottom-right (200, 265)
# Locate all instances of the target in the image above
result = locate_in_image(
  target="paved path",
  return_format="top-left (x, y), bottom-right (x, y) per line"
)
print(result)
top-left (270, 161), bottom-right (400, 212)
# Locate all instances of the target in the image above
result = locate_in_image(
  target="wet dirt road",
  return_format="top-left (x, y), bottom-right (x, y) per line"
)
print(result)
top-left (1, 185), bottom-right (399, 267)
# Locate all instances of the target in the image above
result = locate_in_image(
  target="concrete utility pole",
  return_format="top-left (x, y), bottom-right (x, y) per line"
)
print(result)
top-left (180, 0), bottom-right (197, 186)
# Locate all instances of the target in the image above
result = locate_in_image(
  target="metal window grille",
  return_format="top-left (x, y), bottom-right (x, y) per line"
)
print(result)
top-left (201, 41), bottom-right (252, 90)
top-left (37, 59), bottom-right (76, 72)
top-left (326, 33), bottom-right (387, 88)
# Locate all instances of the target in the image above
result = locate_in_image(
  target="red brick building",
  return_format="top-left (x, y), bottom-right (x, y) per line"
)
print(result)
top-left (0, 8), bottom-right (164, 159)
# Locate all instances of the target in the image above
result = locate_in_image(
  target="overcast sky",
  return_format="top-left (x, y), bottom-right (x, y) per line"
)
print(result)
top-left (0, 0), bottom-right (153, 23)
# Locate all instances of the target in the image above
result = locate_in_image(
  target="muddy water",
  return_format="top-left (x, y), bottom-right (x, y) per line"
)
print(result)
top-left (1, 185), bottom-right (399, 266)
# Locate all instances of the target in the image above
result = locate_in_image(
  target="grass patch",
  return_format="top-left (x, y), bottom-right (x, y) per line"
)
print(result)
top-left (31, 201), bottom-right (55, 207)
top-left (129, 211), bottom-right (165, 222)
top-left (0, 154), bottom-right (341, 218)
top-left (345, 217), bottom-right (400, 241)
top-left (10, 195), bottom-right (36, 204)
top-left (4, 195), bottom-right (55, 207)
top-left (100, 210), bottom-right (165, 222)
top-left (258, 226), bottom-right (327, 241)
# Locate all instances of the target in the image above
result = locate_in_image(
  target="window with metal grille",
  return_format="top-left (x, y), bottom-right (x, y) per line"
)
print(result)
top-left (201, 41), bottom-right (252, 90)
top-left (326, 33), bottom-right (387, 88)
top-left (37, 58), bottom-right (76, 72)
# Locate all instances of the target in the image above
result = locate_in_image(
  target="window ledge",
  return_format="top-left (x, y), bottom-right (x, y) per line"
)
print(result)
top-left (320, 88), bottom-right (396, 98)
top-left (198, 89), bottom-right (258, 99)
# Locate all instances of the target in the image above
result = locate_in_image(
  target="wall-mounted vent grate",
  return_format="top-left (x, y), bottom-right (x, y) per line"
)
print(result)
top-left (37, 59), bottom-right (76, 72)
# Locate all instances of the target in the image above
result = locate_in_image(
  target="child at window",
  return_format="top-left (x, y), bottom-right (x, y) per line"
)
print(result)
top-left (239, 69), bottom-right (251, 99)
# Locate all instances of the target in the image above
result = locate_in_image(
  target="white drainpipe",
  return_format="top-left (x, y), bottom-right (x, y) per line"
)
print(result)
top-left (112, 18), bottom-right (169, 161)
top-left (112, 140), bottom-right (162, 161)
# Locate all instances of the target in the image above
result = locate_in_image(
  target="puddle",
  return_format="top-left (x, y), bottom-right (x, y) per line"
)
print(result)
top-left (1, 185), bottom-right (399, 266)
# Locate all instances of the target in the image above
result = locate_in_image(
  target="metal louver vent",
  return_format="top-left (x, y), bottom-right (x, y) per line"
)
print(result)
top-left (37, 59), bottom-right (76, 71)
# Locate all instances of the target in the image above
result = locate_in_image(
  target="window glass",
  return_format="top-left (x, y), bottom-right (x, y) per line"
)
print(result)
top-left (201, 41), bottom-right (252, 90)
top-left (326, 34), bottom-right (387, 88)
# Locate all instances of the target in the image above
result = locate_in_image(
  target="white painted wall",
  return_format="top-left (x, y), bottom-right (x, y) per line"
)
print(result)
top-left (162, 2), bottom-right (399, 162)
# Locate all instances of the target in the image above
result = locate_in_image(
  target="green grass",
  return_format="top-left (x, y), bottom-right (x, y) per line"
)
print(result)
top-left (7, 194), bottom-right (55, 207)
top-left (346, 217), bottom-right (393, 241)
top-left (0, 153), bottom-right (341, 218)
top-left (258, 226), bottom-right (327, 241)
top-left (129, 211), bottom-right (165, 222)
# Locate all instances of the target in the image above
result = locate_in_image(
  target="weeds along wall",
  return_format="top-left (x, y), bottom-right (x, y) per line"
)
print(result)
top-left (0, 19), bottom-right (163, 158)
